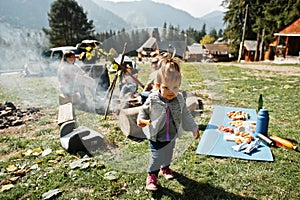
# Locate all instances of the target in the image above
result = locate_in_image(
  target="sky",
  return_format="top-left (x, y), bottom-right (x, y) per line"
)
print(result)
top-left (106, 0), bottom-right (225, 18)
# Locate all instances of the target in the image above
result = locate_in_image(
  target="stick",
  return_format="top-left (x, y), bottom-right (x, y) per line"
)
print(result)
top-left (113, 60), bottom-right (145, 89)
top-left (104, 43), bottom-right (127, 119)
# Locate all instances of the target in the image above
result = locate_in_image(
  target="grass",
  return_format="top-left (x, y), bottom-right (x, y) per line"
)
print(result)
top-left (0, 63), bottom-right (299, 199)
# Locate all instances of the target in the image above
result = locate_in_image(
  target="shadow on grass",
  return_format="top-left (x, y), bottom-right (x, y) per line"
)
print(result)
top-left (198, 124), bottom-right (207, 131)
top-left (151, 172), bottom-right (256, 200)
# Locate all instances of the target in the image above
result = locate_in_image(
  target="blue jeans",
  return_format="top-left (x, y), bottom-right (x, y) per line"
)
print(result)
top-left (147, 139), bottom-right (176, 174)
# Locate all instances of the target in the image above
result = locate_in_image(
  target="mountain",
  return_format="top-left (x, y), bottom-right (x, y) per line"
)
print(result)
top-left (90, 0), bottom-right (224, 31)
top-left (0, 0), bottom-right (224, 32)
top-left (0, 0), bottom-right (225, 71)
top-left (0, 0), bottom-right (52, 29)
top-left (76, 0), bottom-right (131, 32)
top-left (92, 0), bottom-right (200, 29)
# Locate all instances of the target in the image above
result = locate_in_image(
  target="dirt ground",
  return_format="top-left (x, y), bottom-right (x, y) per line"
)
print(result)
top-left (219, 62), bottom-right (300, 76)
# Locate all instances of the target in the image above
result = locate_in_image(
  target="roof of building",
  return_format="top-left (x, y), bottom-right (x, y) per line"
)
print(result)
top-left (136, 36), bottom-right (185, 57)
top-left (136, 37), bottom-right (157, 52)
top-left (204, 44), bottom-right (230, 52)
top-left (274, 17), bottom-right (300, 36)
top-left (157, 41), bottom-right (185, 58)
top-left (187, 43), bottom-right (204, 54)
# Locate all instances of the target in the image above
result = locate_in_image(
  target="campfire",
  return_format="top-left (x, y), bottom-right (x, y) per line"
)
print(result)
top-left (0, 101), bottom-right (41, 129)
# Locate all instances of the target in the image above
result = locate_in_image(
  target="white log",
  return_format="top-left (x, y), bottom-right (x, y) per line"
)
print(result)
top-left (57, 103), bottom-right (75, 126)
top-left (118, 106), bottom-right (146, 139)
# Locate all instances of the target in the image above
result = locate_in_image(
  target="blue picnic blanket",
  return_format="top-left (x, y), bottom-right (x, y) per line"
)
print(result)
top-left (196, 105), bottom-right (274, 161)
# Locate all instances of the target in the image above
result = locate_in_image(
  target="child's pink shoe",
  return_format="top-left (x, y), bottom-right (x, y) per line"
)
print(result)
top-left (161, 167), bottom-right (174, 180)
top-left (146, 173), bottom-right (158, 191)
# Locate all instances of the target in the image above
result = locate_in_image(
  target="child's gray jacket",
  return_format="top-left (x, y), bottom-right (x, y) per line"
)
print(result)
top-left (138, 91), bottom-right (198, 141)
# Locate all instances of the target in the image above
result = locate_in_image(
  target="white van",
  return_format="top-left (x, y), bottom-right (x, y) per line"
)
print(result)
top-left (24, 46), bottom-right (79, 76)
top-left (41, 46), bottom-right (79, 61)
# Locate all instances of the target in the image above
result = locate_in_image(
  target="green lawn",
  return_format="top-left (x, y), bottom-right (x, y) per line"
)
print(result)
top-left (0, 63), bottom-right (299, 199)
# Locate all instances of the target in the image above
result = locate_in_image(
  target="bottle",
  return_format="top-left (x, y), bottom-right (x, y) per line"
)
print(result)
top-left (257, 133), bottom-right (275, 147)
top-left (255, 109), bottom-right (269, 137)
top-left (269, 135), bottom-right (298, 150)
top-left (257, 94), bottom-right (263, 112)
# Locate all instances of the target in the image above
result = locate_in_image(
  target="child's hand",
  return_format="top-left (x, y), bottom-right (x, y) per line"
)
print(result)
top-left (192, 129), bottom-right (200, 139)
top-left (137, 118), bottom-right (151, 127)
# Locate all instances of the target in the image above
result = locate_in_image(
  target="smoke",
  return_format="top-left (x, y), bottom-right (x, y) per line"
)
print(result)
top-left (86, 28), bottom-right (226, 173)
top-left (0, 22), bottom-right (49, 72)
top-left (0, 26), bottom-right (226, 173)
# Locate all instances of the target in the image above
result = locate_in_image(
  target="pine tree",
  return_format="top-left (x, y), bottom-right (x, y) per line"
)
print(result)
top-left (161, 22), bottom-right (167, 41)
top-left (209, 28), bottom-right (218, 40)
top-left (43, 0), bottom-right (95, 47)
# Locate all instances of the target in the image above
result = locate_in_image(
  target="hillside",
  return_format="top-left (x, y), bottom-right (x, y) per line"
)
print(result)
top-left (93, 0), bottom-right (201, 30)
top-left (0, 0), bottom-right (52, 29)
top-left (0, 0), bottom-right (224, 32)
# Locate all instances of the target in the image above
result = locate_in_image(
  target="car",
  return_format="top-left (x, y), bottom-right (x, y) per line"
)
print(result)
top-left (76, 40), bottom-right (101, 54)
top-left (24, 46), bottom-right (80, 76)
top-left (41, 46), bottom-right (80, 61)
top-left (108, 54), bottom-right (139, 73)
top-left (41, 46), bottom-right (80, 74)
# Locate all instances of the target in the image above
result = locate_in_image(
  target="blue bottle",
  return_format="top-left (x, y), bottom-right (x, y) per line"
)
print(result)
top-left (255, 109), bottom-right (269, 137)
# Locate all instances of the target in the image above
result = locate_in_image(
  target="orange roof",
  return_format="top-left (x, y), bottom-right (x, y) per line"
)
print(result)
top-left (275, 18), bottom-right (300, 36)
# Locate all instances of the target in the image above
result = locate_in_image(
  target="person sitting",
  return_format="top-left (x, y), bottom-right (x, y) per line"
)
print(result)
top-left (140, 56), bottom-right (162, 103)
top-left (143, 57), bottom-right (161, 92)
top-left (58, 50), bottom-right (97, 110)
top-left (79, 43), bottom-right (109, 65)
top-left (119, 64), bottom-right (139, 99)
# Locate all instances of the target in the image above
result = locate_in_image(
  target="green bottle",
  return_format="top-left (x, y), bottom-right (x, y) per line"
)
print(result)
top-left (258, 94), bottom-right (263, 112)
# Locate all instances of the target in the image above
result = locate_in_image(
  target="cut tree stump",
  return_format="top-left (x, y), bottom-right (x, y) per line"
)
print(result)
top-left (118, 94), bottom-right (203, 139)
top-left (118, 106), bottom-right (146, 139)
top-left (186, 96), bottom-right (203, 117)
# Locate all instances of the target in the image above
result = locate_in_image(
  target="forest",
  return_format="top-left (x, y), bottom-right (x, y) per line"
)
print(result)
top-left (44, 0), bottom-right (300, 54)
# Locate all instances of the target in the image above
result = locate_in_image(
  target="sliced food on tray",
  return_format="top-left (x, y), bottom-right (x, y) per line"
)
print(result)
top-left (227, 110), bottom-right (249, 120)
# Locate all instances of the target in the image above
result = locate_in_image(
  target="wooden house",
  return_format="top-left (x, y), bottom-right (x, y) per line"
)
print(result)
top-left (203, 44), bottom-right (230, 62)
top-left (243, 40), bottom-right (258, 61)
top-left (137, 37), bottom-right (185, 59)
top-left (270, 17), bottom-right (300, 58)
top-left (186, 43), bottom-right (204, 62)
top-left (136, 36), bottom-right (158, 58)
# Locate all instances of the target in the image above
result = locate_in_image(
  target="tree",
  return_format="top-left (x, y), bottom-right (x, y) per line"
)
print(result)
top-left (199, 24), bottom-right (207, 40)
top-left (43, 0), bottom-right (95, 47)
top-left (185, 27), bottom-right (198, 43)
top-left (152, 28), bottom-right (160, 42)
top-left (166, 24), bottom-right (175, 41)
top-left (222, 0), bottom-right (300, 51)
top-left (200, 35), bottom-right (215, 45)
top-left (217, 29), bottom-right (223, 38)
top-left (161, 22), bottom-right (167, 41)
top-left (209, 28), bottom-right (218, 40)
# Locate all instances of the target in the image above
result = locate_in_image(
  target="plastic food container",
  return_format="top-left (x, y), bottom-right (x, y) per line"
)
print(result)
top-left (243, 121), bottom-right (256, 135)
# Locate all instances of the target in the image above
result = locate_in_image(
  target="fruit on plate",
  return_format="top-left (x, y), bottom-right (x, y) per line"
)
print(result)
top-left (227, 110), bottom-right (249, 120)
top-left (223, 131), bottom-right (254, 144)
top-left (218, 125), bottom-right (234, 133)
top-left (228, 120), bottom-right (243, 127)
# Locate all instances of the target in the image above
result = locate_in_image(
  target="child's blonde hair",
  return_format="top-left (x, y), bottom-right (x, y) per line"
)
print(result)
top-left (156, 56), bottom-right (181, 85)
